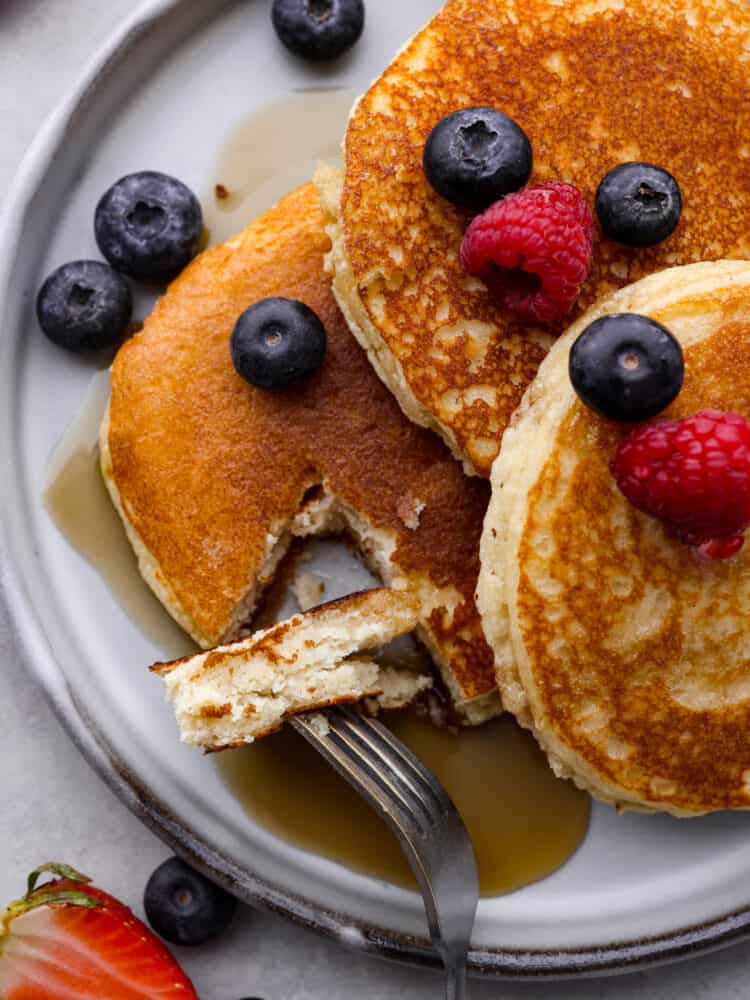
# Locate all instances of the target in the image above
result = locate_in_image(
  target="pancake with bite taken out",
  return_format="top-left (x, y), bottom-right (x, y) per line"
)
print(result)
top-left (101, 183), bottom-right (497, 724)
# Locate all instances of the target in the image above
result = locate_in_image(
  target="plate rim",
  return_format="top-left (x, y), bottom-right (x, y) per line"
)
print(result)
top-left (2, 0), bottom-right (750, 979)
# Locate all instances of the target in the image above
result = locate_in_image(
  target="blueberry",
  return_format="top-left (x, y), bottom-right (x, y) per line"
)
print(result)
top-left (144, 857), bottom-right (237, 947)
top-left (95, 171), bottom-right (202, 283)
top-left (36, 260), bottom-right (132, 353)
top-left (272, 0), bottom-right (365, 62)
top-left (423, 107), bottom-right (532, 211)
top-left (231, 297), bottom-right (327, 389)
top-left (595, 162), bottom-right (682, 247)
top-left (569, 313), bottom-right (684, 422)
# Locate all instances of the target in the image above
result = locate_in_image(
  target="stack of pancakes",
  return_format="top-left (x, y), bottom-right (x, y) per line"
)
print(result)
top-left (105, 0), bottom-right (750, 813)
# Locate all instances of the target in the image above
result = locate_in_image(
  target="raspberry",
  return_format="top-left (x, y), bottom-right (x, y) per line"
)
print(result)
top-left (460, 181), bottom-right (593, 324)
top-left (610, 410), bottom-right (750, 560)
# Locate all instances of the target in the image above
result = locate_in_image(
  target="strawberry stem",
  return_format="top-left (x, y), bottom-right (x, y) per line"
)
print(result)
top-left (0, 864), bottom-right (101, 941)
top-left (26, 862), bottom-right (92, 898)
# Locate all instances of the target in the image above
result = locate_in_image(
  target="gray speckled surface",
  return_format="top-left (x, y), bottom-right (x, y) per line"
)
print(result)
top-left (1, 3), bottom-right (749, 997)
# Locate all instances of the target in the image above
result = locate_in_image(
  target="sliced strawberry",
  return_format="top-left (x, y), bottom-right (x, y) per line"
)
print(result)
top-left (0, 863), bottom-right (199, 999)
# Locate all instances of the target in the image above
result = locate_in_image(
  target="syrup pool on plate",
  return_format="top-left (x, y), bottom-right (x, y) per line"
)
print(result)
top-left (219, 706), bottom-right (590, 896)
top-left (43, 371), bottom-right (194, 661)
top-left (44, 92), bottom-right (590, 899)
top-left (202, 87), bottom-right (356, 245)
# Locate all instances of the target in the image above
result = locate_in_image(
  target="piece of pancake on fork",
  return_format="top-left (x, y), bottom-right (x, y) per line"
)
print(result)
top-left (152, 589), bottom-right (432, 752)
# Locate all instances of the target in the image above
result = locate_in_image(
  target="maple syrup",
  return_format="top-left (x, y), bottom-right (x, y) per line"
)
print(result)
top-left (219, 708), bottom-right (589, 897)
top-left (202, 87), bottom-right (355, 244)
top-left (43, 372), bottom-right (194, 661)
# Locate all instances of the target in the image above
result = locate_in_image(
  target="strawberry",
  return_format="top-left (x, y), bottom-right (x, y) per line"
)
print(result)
top-left (0, 862), bottom-right (199, 999)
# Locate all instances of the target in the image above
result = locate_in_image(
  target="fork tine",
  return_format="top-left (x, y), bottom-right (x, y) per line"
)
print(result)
top-left (326, 709), bottom-right (439, 829)
top-left (335, 705), bottom-right (446, 795)
top-left (325, 722), bottom-right (432, 829)
top-left (297, 709), bottom-right (435, 835)
top-left (336, 705), bottom-right (456, 816)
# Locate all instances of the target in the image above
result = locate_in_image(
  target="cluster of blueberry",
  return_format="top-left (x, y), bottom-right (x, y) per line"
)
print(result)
top-left (36, 1), bottom-right (368, 385)
top-left (423, 106), bottom-right (683, 247)
top-left (36, 171), bottom-right (203, 353)
top-left (35, 166), bottom-right (329, 390)
top-left (422, 106), bottom-right (686, 422)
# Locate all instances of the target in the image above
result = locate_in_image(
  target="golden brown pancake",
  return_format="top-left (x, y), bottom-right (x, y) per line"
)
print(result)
top-left (324, 0), bottom-right (750, 476)
top-left (478, 261), bottom-right (750, 814)
top-left (102, 183), bottom-right (497, 723)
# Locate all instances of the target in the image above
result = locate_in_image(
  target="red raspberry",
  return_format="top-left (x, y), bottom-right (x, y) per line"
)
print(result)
top-left (460, 181), bottom-right (593, 324)
top-left (610, 410), bottom-right (750, 560)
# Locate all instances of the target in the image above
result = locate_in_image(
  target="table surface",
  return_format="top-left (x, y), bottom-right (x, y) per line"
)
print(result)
top-left (1, 3), bottom-right (749, 998)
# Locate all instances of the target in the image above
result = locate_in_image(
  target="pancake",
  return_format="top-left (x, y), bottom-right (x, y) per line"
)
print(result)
top-left (322, 0), bottom-right (750, 477)
top-left (477, 260), bottom-right (750, 815)
top-left (102, 183), bottom-right (497, 724)
top-left (152, 589), bottom-right (432, 751)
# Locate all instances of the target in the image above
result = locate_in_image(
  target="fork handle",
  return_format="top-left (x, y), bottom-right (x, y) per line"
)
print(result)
top-left (291, 708), bottom-right (476, 1000)
top-left (445, 956), bottom-right (467, 1000)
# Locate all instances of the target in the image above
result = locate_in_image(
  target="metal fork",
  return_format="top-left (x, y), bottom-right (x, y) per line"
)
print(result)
top-left (292, 705), bottom-right (479, 1000)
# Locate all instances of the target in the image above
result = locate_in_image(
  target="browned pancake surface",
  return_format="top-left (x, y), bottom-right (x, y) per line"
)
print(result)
top-left (107, 184), bottom-right (494, 711)
top-left (519, 317), bottom-right (750, 811)
top-left (341, 0), bottom-right (750, 474)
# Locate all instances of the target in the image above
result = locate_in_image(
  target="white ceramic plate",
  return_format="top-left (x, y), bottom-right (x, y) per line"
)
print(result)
top-left (4, 0), bottom-right (750, 980)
